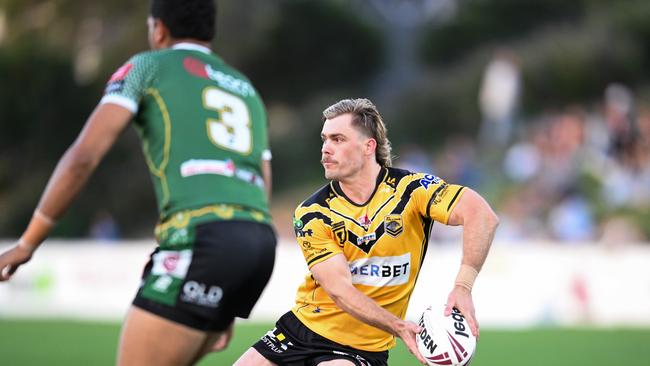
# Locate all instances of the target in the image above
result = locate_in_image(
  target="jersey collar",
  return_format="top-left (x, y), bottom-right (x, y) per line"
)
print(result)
top-left (331, 167), bottom-right (388, 207)
top-left (171, 42), bottom-right (212, 54)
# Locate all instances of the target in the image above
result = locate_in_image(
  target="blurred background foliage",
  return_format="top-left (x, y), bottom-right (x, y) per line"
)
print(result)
top-left (1, 0), bottom-right (649, 240)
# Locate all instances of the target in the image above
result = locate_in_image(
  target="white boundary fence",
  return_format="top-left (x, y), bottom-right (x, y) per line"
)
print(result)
top-left (1, 240), bottom-right (649, 327)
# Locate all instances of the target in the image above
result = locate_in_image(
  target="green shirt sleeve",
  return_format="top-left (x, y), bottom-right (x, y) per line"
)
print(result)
top-left (100, 53), bottom-right (158, 113)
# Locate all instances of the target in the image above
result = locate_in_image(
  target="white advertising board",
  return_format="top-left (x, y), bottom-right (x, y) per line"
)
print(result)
top-left (1, 240), bottom-right (649, 327)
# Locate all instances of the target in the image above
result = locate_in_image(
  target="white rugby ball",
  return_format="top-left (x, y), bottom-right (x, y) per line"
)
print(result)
top-left (416, 306), bottom-right (476, 366)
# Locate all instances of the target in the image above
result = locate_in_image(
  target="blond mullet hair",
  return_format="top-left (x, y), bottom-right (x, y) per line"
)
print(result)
top-left (322, 98), bottom-right (393, 167)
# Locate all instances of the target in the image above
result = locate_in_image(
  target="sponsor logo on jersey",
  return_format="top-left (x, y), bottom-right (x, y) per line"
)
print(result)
top-left (384, 214), bottom-right (404, 237)
top-left (105, 80), bottom-right (125, 94)
top-left (349, 253), bottom-right (411, 286)
top-left (260, 328), bottom-right (294, 354)
top-left (108, 63), bottom-right (133, 82)
top-left (163, 253), bottom-right (180, 271)
top-left (182, 57), bottom-right (256, 97)
top-left (180, 159), bottom-right (264, 188)
top-left (168, 228), bottom-right (189, 246)
top-left (295, 228), bottom-right (313, 237)
top-left (419, 174), bottom-right (441, 190)
top-left (104, 63), bottom-right (133, 95)
top-left (181, 158), bottom-right (235, 177)
top-left (181, 280), bottom-right (223, 308)
top-left (183, 57), bottom-right (209, 78)
top-left (356, 232), bottom-right (376, 245)
top-left (332, 221), bottom-right (347, 245)
top-left (152, 275), bottom-right (173, 292)
top-left (431, 184), bottom-right (450, 206)
top-left (151, 249), bottom-right (192, 278)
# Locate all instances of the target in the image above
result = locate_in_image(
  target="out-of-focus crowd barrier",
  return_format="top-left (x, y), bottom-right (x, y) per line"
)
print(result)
top-left (0, 240), bottom-right (648, 327)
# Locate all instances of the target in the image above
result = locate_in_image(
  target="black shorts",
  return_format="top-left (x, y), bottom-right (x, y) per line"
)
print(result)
top-left (253, 311), bottom-right (388, 366)
top-left (133, 220), bottom-right (276, 331)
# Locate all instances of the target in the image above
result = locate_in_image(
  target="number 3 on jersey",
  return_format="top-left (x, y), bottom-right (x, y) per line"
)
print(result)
top-left (203, 87), bottom-right (252, 154)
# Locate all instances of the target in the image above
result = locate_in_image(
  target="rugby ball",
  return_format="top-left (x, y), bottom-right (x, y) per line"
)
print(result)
top-left (416, 306), bottom-right (476, 366)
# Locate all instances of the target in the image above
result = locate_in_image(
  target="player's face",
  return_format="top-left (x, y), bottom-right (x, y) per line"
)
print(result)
top-left (321, 114), bottom-right (370, 181)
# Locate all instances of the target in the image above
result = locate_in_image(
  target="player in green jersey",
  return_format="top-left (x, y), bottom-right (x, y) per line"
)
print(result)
top-left (0, 1), bottom-right (276, 365)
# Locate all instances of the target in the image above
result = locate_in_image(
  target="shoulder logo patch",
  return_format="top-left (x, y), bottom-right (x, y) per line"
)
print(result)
top-left (384, 214), bottom-right (404, 237)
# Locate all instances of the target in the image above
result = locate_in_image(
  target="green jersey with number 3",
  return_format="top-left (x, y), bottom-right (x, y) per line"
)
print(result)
top-left (101, 43), bottom-right (270, 221)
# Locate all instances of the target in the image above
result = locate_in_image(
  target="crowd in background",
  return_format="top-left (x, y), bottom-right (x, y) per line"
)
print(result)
top-left (398, 51), bottom-right (650, 244)
top-left (4, 1), bottom-right (649, 243)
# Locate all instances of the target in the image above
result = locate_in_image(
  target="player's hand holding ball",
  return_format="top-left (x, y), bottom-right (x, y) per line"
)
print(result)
top-left (416, 306), bottom-right (477, 366)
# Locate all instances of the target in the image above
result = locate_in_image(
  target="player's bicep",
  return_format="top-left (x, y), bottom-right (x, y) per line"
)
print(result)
top-left (71, 103), bottom-right (132, 163)
top-left (446, 188), bottom-right (487, 227)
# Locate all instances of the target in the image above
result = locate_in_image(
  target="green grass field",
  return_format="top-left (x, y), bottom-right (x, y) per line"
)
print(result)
top-left (1, 319), bottom-right (649, 365)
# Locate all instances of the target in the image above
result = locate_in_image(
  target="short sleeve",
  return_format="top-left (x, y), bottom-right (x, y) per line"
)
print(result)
top-left (100, 53), bottom-right (158, 113)
top-left (293, 206), bottom-right (342, 268)
top-left (410, 174), bottom-right (466, 224)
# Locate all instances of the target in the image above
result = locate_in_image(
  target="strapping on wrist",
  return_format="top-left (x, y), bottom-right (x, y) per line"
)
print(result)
top-left (18, 209), bottom-right (56, 253)
top-left (454, 264), bottom-right (479, 291)
top-left (17, 237), bottom-right (37, 253)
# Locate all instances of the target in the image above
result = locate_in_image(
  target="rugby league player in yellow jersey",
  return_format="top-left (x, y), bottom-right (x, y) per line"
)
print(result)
top-left (236, 98), bottom-right (499, 366)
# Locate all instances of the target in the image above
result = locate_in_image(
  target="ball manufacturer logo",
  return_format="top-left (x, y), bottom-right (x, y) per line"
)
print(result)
top-left (450, 307), bottom-right (470, 338)
top-left (446, 331), bottom-right (469, 363)
top-left (419, 314), bottom-right (438, 352)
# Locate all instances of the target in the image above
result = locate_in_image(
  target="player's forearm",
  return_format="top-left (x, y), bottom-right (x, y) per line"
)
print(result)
top-left (459, 204), bottom-right (499, 273)
top-left (39, 144), bottom-right (100, 217)
top-left (328, 283), bottom-right (402, 336)
top-left (21, 145), bottom-right (99, 248)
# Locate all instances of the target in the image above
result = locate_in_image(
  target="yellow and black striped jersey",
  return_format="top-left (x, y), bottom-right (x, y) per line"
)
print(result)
top-left (291, 167), bottom-right (466, 352)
